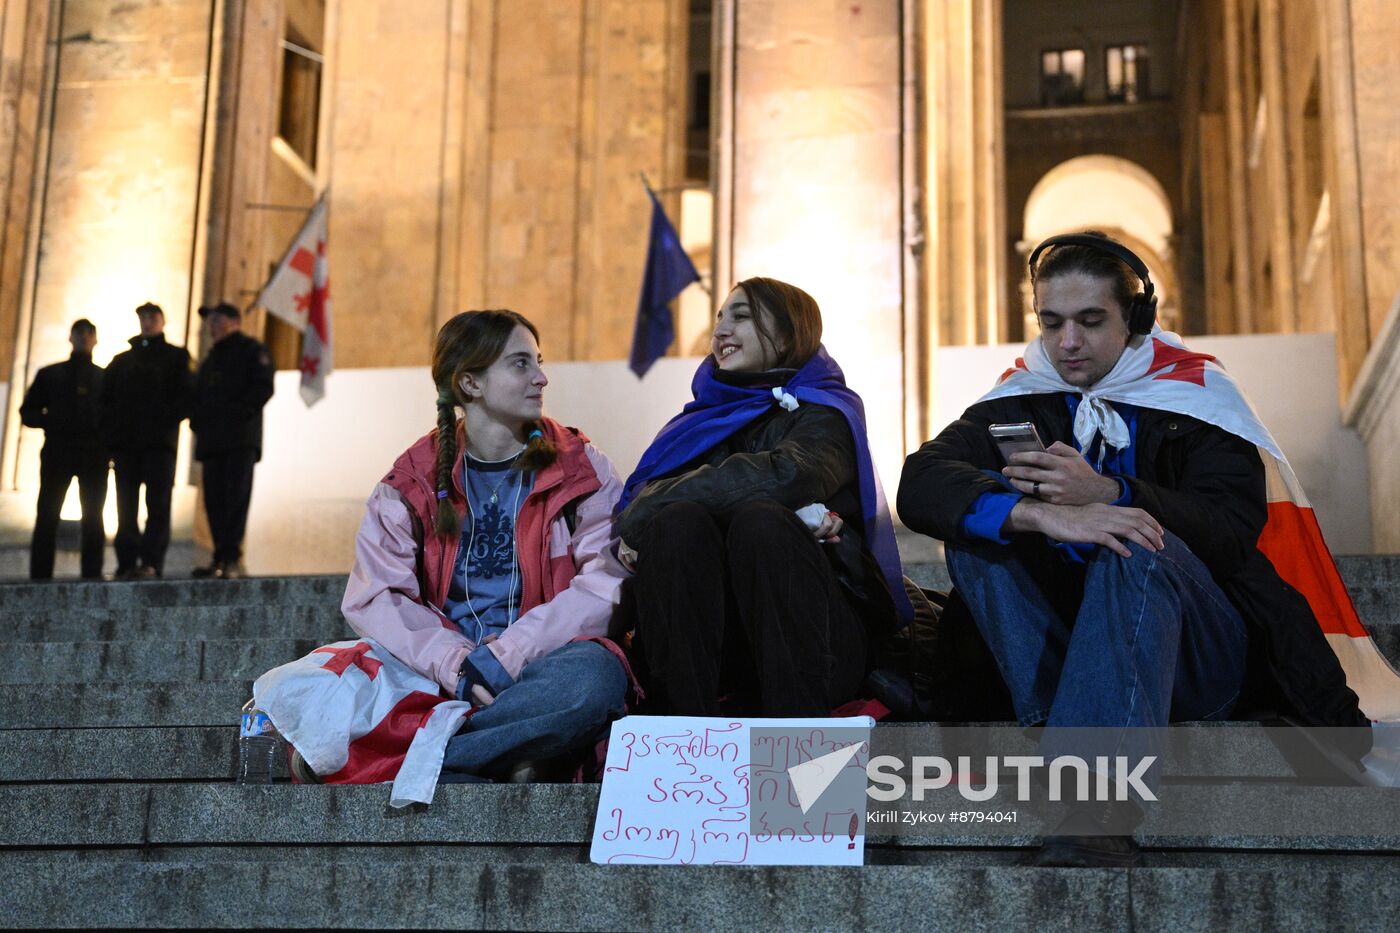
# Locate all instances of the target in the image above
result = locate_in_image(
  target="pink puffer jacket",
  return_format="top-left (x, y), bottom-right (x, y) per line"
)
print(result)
top-left (341, 417), bottom-right (629, 698)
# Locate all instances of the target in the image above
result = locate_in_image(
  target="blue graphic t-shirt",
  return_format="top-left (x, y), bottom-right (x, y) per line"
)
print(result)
top-left (444, 452), bottom-right (534, 645)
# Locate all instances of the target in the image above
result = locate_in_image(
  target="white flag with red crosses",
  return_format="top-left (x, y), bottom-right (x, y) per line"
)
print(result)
top-left (254, 193), bottom-right (333, 406)
top-left (253, 639), bottom-right (472, 806)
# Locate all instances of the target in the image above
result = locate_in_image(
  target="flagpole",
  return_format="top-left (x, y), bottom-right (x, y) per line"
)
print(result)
top-left (635, 172), bottom-right (711, 297)
top-left (244, 192), bottom-right (326, 316)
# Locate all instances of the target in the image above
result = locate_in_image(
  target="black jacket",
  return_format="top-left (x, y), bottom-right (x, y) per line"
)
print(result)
top-left (191, 331), bottom-right (276, 461)
top-left (898, 394), bottom-right (1370, 752)
top-left (616, 392), bottom-right (895, 623)
top-left (19, 353), bottom-right (104, 454)
top-left (101, 334), bottom-right (194, 453)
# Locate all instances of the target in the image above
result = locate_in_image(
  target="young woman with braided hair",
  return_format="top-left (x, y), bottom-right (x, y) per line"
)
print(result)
top-left (338, 309), bottom-right (632, 782)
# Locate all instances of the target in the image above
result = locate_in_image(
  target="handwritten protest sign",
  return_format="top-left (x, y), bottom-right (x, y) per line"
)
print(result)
top-left (589, 715), bottom-right (873, 866)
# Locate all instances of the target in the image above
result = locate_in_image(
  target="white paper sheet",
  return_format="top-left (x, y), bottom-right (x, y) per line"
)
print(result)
top-left (589, 715), bottom-right (873, 866)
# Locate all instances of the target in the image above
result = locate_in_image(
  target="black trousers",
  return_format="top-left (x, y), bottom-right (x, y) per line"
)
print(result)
top-left (113, 447), bottom-right (177, 574)
top-left (202, 449), bottom-right (256, 563)
top-left (631, 498), bottom-right (868, 717)
top-left (30, 446), bottom-right (107, 579)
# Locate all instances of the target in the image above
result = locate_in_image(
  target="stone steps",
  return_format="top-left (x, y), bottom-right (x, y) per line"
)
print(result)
top-left (0, 557), bottom-right (1396, 929)
top-left (0, 721), bottom-right (1328, 784)
top-left (0, 574), bottom-right (344, 611)
top-left (1, 638), bottom-right (327, 685)
top-left (0, 603), bottom-right (353, 644)
top-left (15, 858), bottom-right (1400, 931)
top-left (1, 783), bottom-right (1395, 853)
top-left (0, 681), bottom-right (253, 729)
top-left (7, 615), bottom-right (1398, 688)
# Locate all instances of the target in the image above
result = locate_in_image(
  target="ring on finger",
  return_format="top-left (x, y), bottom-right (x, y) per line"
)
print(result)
top-left (1032, 480), bottom-right (1041, 497)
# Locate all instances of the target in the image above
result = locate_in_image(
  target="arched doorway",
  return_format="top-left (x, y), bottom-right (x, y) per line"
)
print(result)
top-left (1019, 155), bottom-right (1177, 334)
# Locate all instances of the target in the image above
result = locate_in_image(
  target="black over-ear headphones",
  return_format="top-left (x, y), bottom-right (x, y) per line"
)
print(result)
top-left (1027, 232), bottom-right (1158, 336)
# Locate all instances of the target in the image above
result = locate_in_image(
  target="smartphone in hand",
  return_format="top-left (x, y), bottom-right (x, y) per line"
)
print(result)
top-left (989, 422), bottom-right (1046, 464)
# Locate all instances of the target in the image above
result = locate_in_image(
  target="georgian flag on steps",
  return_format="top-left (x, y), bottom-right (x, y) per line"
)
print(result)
top-left (985, 326), bottom-right (1400, 721)
top-left (253, 639), bottom-right (470, 806)
top-left (253, 193), bottom-right (333, 406)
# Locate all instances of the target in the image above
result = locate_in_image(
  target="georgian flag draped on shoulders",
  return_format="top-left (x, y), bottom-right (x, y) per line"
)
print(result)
top-left (254, 193), bottom-right (333, 406)
top-left (254, 639), bottom-right (472, 806)
top-left (983, 326), bottom-right (1400, 722)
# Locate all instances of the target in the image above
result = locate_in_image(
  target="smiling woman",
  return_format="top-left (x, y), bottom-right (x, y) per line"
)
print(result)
top-left (613, 277), bottom-right (908, 719)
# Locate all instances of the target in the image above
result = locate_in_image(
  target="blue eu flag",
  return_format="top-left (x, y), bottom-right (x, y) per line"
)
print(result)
top-left (629, 187), bottom-right (701, 377)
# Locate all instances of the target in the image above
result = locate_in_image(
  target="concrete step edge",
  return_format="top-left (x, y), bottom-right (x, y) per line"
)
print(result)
top-left (2, 855), bottom-right (1400, 930)
top-left (0, 721), bottom-right (1336, 783)
top-left (3, 783), bottom-right (1398, 852)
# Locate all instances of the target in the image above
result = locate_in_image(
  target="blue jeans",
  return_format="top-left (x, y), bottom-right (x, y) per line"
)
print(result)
top-left (946, 530), bottom-right (1249, 731)
top-left (440, 640), bottom-right (627, 780)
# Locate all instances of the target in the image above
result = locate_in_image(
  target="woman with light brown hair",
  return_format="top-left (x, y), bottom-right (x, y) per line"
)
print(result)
top-left (325, 309), bottom-right (631, 782)
top-left (615, 277), bottom-right (910, 718)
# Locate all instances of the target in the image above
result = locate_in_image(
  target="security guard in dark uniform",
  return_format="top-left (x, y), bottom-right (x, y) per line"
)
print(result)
top-left (101, 302), bottom-right (194, 579)
top-left (19, 318), bottom-right (107, 579)
top-left (191, 302), bottom-right (275, 578)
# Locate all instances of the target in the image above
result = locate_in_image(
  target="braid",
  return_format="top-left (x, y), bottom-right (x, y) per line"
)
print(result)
top-left (433, 391), bottom-right (461, 537)
top-left (517, 421), bottom-right (558, 472)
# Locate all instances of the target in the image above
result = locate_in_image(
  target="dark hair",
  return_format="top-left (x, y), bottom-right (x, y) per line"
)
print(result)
top-left (1030, 230), bottom-right (1142, 315)
top-left (429, 310), bottom-right (557, 537)
top-left (134, 302), bottom-right (164, 317)
top-left (730, 276), bottom-right (823, 369)
top-left (70, 318), bottom-right (96, 336)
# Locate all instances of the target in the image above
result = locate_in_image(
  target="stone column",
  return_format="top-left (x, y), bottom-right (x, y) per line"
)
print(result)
top-left (3, 0), bottom-right (216, 492)
top-left (1333, 0), bottom-right (1400, 547)
top-left (726, 0), bottom-right (910, 484)
top-left (1333, 0), bottom-right (1400, 354)
top-left (0, 0), bottom-right (54, 490)
top-left (922, 0), bottom-right (1004, 353)
top-left (0, 0), bottom-right (53, 392)
top-left (1258, 0), bottom-right (1298, 332)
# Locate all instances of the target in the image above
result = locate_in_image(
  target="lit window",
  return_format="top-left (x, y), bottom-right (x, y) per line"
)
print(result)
top-left (1040, 48), bottom-right (1086, 107)
top-left (1106, 44), bottom-right (1150, 103)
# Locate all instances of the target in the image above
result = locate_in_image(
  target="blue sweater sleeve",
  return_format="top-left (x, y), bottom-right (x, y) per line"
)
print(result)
top-left (959, 491), bottom-right (1023, 544)
top-left (457, 644), bottom-right (516, 699)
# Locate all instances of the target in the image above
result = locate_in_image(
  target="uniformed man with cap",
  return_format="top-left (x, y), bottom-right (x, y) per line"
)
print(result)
top-left (101, 302), bottom-right (194, 579)
top-left (19, 318), bottom-right (108, 579)
top-left (190, 302), bottom-right (275, 579)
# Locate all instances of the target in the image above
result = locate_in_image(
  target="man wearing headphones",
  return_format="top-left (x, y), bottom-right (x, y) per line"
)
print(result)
top-left (897, 231), bottom-right (1371, 867)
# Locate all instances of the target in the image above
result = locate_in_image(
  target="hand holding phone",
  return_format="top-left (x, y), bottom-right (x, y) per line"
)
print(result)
top-left (992, 423), bottom-right (1124, 506)
top-left (989, 422), bottom-right (1046, 465)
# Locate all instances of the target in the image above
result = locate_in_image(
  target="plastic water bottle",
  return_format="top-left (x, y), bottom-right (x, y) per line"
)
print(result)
top-left (237, 700), bottom-right (278, 784)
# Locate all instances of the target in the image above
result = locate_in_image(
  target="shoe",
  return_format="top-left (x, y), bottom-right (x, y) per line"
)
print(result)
top-left (507, 760), bottom-right (540, 784)
top-left (216, 561), bottom-right (247, 579)
top-left (133, 565), bottom-right (160, 580)
top-left (1033, 801), bottom-right (1144, 868)
top-left (289, 747), bottom-right (322, 785)
top-left (191, 564), bottom-right (219, 579)
top-left (114, 567), bottom-right (138, 581)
